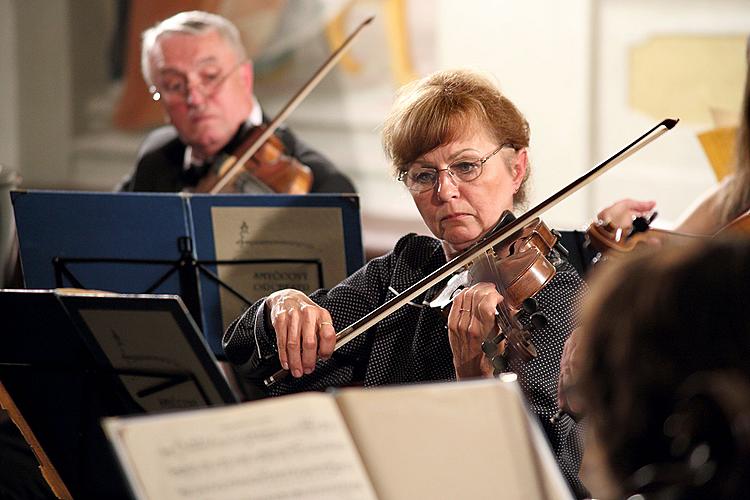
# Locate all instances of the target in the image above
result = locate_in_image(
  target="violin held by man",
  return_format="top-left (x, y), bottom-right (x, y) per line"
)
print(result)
top-left (117, 10), bottom-right (355, 195)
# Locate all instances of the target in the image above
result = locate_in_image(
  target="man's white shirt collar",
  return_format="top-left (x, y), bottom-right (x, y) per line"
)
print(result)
top-left (184, 96), bottom-right (263, 170)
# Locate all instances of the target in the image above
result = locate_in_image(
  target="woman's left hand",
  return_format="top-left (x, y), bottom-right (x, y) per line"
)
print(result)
top-left (446, 282), bottom-right (501, 379)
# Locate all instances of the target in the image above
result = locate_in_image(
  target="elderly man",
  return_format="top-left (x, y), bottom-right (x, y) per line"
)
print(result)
top-left (118, 10), bottom-right (354, 194)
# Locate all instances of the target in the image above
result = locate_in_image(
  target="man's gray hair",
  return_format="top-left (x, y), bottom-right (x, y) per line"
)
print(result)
top-left (141, 10), bottom-right (247, 86)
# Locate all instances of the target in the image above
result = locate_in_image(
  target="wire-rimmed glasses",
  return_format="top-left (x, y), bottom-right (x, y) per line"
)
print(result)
top-left (148, 59), bottom-right (246, 103)
top-left (398, 144), bottom-right (516, 193)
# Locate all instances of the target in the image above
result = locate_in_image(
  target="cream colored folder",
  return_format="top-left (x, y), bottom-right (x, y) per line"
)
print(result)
top-left (104, 377), bottom-right (573, 500)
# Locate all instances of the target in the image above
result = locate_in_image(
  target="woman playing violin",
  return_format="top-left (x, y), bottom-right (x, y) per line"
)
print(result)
top-left (224, 69), bottom-right (587, 496)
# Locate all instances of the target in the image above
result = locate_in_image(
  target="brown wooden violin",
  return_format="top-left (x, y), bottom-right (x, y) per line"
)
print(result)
top-left (717, 207), bottom-right (750, 234)
top-left (585, 207), bottom-right (750, 260)
top-left (196, 16), bottom-right (374, 195)
top-left (585, 212), bottom-right (703, 258)
top-left (428, 211), bottom-right (569, 370)
top-left (264, 118), bottom-right (679, 387)
top-left (194, 124), bottom-right (313, 194)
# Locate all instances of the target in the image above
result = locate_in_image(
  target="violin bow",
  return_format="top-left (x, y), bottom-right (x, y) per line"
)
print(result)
top-left (210, 16), bottom-right (375, 194)
top-left (265, 118), bottom-right (679, 386)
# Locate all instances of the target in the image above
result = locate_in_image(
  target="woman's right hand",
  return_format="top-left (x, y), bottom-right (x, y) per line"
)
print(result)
top-left (265, 289), bottom-right (336, 378)
top-left (597, 198), bottom-right (656, 229)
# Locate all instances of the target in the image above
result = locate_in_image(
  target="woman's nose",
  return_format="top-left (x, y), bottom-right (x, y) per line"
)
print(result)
top-left (435, 169), bottom-right (460, 199)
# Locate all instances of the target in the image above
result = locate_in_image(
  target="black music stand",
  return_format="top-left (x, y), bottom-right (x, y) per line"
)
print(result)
top-left (0, 289), bottom-right (237, 499)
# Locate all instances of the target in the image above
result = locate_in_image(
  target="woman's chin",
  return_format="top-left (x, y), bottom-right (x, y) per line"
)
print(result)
top-left (441, 233), bottom-right (481, 256)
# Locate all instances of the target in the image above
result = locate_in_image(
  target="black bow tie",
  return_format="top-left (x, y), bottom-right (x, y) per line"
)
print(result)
top-left (181, 162), bottom-right (212, 187)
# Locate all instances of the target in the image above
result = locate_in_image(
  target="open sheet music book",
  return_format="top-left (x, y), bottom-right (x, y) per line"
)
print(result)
top-left (103, 377), bottom-right (573, 500)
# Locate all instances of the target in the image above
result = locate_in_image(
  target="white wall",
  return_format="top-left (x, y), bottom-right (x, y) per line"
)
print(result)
top-left (592, 0), bottom-right (750, 227)
top-left (14, 0), bottom-right (73, 187)
top-left (0, 0), bottom-right (19, 172)
top-left (437, 0), bottom-right (594, 230)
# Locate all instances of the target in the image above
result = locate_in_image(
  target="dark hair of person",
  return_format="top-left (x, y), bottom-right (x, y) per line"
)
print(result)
top-left (577, 237), bottom-right (750, 499)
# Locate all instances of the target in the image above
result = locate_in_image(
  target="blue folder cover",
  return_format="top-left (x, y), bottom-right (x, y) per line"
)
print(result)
top-left (12, 190), bottom-right (364, 356)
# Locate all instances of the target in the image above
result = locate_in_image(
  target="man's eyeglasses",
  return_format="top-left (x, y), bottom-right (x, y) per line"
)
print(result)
top-left (398, 144), bottom-right (516, 193)
top-left (149, 59), bottom-right (246, 103)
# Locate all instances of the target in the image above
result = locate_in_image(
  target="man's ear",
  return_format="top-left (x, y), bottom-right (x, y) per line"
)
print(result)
top-left (242, 60), bottom-right (254, 96)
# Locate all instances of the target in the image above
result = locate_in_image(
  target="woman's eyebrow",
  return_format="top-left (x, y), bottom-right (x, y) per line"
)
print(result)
top-left (414, 148), bottom-right (482, 167)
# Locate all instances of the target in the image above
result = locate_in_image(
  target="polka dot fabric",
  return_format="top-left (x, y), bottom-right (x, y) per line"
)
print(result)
top-left (223, 232), bottom-right (588, 497)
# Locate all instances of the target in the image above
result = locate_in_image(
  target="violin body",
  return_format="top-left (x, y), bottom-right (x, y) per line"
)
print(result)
top-left (718, 208), bottom-right (750, 234)
top-left (194, 17), bottom-right (374, 198)
top-left (195, 125), bottom-right (313, 194)
top-left (431, 213), bottom-right (563, 369)
top-left (585, 217), bottom-right (703, 258)
top-left (472, 219), bottom-right (557, 314)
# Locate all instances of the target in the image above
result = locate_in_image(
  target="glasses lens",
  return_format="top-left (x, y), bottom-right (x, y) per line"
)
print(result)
top-left (404, 167), bottom-right (438, 192)
top-left (448, 161), bottom-right (482, 182)
top-left (153, 61), bottom-right (242, 103)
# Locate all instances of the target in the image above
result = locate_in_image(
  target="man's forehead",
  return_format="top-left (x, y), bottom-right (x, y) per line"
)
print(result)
top-left (151, 31), bottom-right (234, 69)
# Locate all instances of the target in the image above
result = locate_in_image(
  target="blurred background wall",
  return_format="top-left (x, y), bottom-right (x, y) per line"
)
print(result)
top-left (1, 0), bottom-right (749, 257)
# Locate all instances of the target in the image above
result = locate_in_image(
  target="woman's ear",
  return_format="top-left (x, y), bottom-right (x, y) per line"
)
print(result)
top-left (512, 148), bottom-right (528, 189)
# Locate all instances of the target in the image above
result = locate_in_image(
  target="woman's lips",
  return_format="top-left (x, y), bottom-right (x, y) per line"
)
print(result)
top-left (441, 212), bottom-right (471, 222)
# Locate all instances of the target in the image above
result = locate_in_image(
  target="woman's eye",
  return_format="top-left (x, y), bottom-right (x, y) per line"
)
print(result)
top-left (412, 170), bottom-right (437, 184)
top-left (451, 161), bottom-right (479, 175)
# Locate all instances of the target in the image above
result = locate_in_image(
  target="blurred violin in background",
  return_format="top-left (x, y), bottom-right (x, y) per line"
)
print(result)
top-left (585, 212), bottom-right (702, 258)
top-left (195, 17), bottom-right (373, 195)
top-left (194, 124), bottom-right (313, 194)
top-left (585, 207), bottom-right (750, 261)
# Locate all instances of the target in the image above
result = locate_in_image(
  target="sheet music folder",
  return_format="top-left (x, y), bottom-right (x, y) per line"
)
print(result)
top-left (11, 190), bottom-right (364, 357)
top-left (103, 377), bottom-right (574, 500)
top-left (0, 288), bottom-right (237, 500)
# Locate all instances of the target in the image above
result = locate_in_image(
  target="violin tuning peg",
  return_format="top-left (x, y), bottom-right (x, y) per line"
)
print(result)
top-left (530, 312), bottom-right (548, 329)
top-left (481, 339), bottom-right (498, 356)
top-left (631, 215), bottom-right (653, 234)
top-left (491, 354), bottom-right (507, 372)
top-left (522, 297), bottom-right (538, 314)
top-left (481, 332), bottom-right (505, 355)
top-left (551, 230), bottom-right (570, 258)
